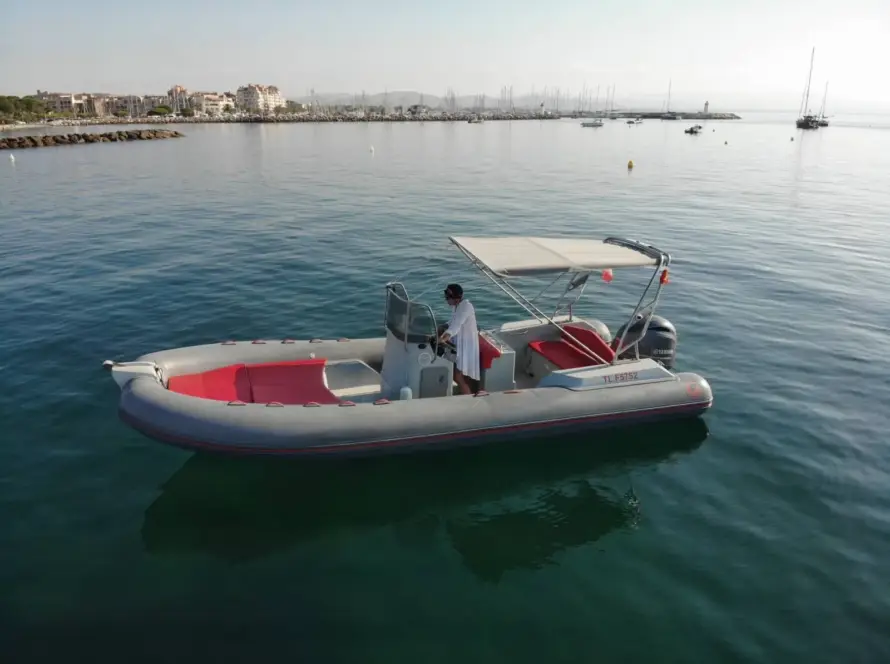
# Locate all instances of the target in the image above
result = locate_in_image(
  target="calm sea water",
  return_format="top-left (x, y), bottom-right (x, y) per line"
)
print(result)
top-left (2, 114), bottom-right (889, 663)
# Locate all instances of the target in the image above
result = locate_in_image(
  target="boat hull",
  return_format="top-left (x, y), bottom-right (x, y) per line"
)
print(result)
top-left (112, 338), bottom-right (713, 457)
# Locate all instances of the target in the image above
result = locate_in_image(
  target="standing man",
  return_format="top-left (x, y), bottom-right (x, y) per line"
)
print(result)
top-left (439, 283), bottom-right (480, 395)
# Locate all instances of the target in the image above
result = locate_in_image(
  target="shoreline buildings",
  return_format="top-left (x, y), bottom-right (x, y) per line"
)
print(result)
top-left (31, 83), bottom-right (284, 117)
top-left (235, 84), bottom-right (286, 113)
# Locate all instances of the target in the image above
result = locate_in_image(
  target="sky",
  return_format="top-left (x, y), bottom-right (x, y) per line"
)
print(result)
top-left (2, 0), bottom-right (889, 112)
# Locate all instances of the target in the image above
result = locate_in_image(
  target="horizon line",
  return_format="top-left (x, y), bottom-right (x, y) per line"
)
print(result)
top-left (8, 87), bottom-right (889, 112)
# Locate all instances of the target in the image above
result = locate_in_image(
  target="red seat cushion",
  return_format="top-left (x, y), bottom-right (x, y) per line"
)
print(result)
top-left (528, 325), bottom-right (615, 371)
top-left (562, 324), bottom-right (616, 364)
top-left (478, 333), bottom-right (502, 371)
top-left (167, 359), bottom-right (341, 405)
top-left (529, 340), bottom-right (593, 370)
top-left (168, 363), bottom-right (253, 402)
top-left (246, 359), bottom-right (340, 405)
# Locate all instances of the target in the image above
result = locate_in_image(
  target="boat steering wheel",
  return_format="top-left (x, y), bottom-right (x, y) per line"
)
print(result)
top-left (425, 332), bottom-right (455, 365)
top-left (425, 333), bottom-right (440, 365)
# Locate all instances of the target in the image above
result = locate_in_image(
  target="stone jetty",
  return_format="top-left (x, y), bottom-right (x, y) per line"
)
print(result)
top-left (0, 129), bottom-right (184, 150)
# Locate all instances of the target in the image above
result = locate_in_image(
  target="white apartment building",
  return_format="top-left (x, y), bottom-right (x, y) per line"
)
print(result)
top-left (36, 92), bottom-right (120, 116)
top-left (190, 93), bottom-right (235, 115)
top-left (203, 94), bottom-right (229, 115)
top-left (235, 84), bottom-right (286, 112)
top-left (142, 96), bottom-right (169, 112)
top-left (36, 92), bottom-right (94, 115)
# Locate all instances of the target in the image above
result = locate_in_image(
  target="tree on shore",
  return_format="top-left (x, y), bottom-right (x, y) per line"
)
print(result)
top-left (0, 95), bottom-right (48, 121)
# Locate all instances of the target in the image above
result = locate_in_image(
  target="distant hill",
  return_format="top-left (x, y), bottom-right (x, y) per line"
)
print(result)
top-left (289, 89), bottom-right (740, 113)
top-left (291, 90), bottom-right (538, 110)
top-left (289, 89), bottom-right (890, 114)
top-left (291, 91), bottom-right (445, 108)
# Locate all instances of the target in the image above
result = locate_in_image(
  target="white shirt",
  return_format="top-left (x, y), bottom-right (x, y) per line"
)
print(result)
top-left (445, 298), bottom-right (480, 380)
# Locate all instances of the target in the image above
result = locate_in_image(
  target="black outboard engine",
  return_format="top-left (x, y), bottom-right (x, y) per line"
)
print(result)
top-left (612, 314), bottom-right (677, 369)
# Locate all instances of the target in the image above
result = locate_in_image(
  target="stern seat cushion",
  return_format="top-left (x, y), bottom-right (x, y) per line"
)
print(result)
top-left (528, 324), bottom-right (616, 370)
top-left (167, 359), bottom-right (341, 405)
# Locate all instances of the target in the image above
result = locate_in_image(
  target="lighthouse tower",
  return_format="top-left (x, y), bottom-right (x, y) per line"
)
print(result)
top-left (704, 101), bottom-right (710, 113)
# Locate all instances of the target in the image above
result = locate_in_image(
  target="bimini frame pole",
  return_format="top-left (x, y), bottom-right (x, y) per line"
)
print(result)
top-left (453, 244), bottom-right (613, 366)
top-left (604, 237), bottom-right (672, 358)
top-left (454, 245), bottom-right (549, 322)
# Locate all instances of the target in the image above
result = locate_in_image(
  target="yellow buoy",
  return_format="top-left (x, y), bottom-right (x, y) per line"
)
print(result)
top-left (627, 159), bottom-right (634, 169)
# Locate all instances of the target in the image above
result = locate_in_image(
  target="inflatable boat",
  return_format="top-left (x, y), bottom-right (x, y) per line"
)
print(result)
top-left (104, 235), bottom-right (713, 457)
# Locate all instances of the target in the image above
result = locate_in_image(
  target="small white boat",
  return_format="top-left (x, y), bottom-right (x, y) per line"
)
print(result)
top-left (104, 235), bottom-right (713, 457)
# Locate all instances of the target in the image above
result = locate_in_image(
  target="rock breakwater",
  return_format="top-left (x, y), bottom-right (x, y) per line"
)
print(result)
top-left (0, 129), bottom-right (184, 150)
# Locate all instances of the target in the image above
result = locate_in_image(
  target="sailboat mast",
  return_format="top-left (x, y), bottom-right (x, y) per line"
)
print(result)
top-left (819, 81), bottom-right (828, 119)
top-left (667, 79), bottom-right (672, 112)
top-left (801, 47), bottom-right (815, 116)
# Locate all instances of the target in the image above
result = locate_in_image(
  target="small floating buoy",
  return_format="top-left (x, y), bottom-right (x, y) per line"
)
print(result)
top-left (8, 154), bottom-right (14, 163)
top-left (790, 137), bottom-right (794, 141)
top-left (627, 159), bottom-right (634, 169)
top-left (724, 141), bottom-right (728, 145)
top-left (369, 145), bottom-right (375, 154)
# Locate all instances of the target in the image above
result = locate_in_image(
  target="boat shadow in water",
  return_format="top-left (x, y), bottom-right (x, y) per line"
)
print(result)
top-left (142, 420), bottom-right (709, 579)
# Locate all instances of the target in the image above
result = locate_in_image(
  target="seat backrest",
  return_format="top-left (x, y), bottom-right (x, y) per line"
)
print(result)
top-left (562, 324), bottom-right (616, 364)
top-left (478, 332), bottom-right (502, 371)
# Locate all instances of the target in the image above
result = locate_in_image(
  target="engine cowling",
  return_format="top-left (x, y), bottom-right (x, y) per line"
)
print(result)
top-left (613, 315), bottom-right (677, 369)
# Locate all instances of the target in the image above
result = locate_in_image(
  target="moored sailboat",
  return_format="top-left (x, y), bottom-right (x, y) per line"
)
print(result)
top-left (817, 81), bottom-right (830, 127)
top-left (661, 80), bottom-right (679, 120)
top-left (581, 85), bottom-right (604, 127)
top-left (796, 48), bottom-right (820, 130)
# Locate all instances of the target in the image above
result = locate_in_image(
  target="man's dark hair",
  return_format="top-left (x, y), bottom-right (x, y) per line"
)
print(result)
top-left (444, 283), bottom-right (463, 299)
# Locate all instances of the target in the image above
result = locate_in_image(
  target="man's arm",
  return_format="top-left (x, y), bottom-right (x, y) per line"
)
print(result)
top-left (440, 302), bottom-right (469, 343)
